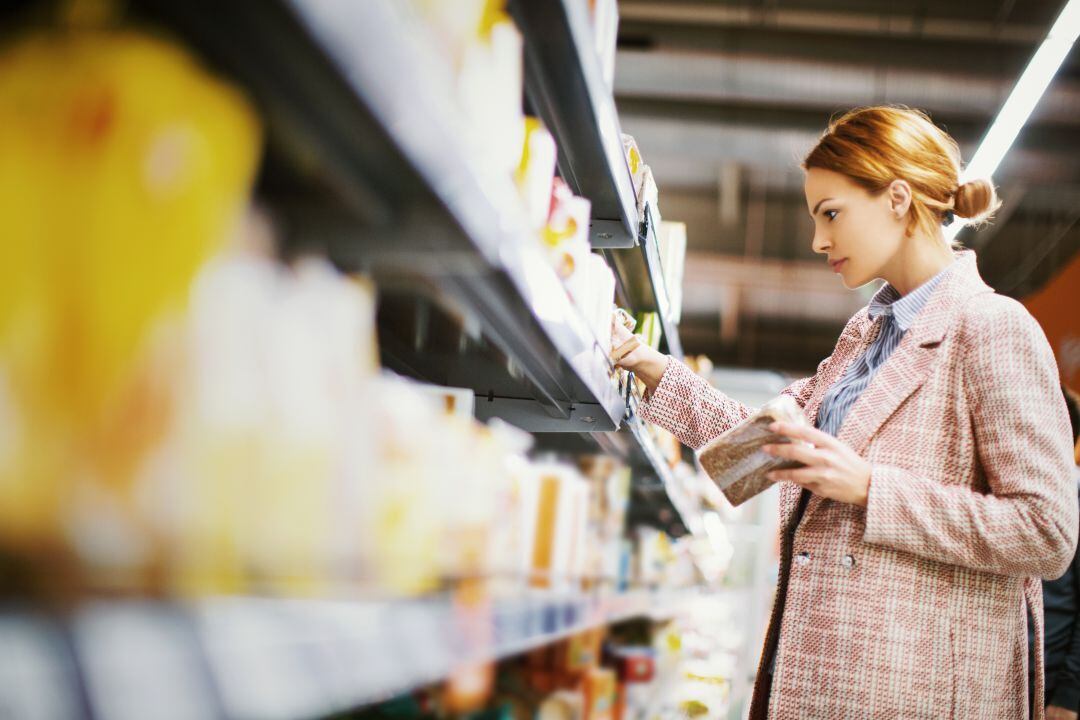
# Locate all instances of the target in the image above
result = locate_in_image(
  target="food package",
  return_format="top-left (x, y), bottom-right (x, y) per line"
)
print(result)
top-left (410, 0), bottom-right (492, 66)
top-left (620, 134), bottom-right (660, 226)
top-left (634, 312), bottom-right (661, 350)
top-left (582, 667), bottom-right (618, 720)
top-left (658, 221), bottom-right (687, 324)
top-left (578, 456), bottom-right (629, 587)
top-left (538, 690), bottom-right (585, 720)
top-left (349, 376), bottom-right (442, 595)
top-left (562, 627), bottom-right (606, 673)
top-left (608, 647), bottom-right (656, 684)
top-left (0, 28), bottom-right (260, 583)
top-left (544, 178), bottom-right (592, 283)
top-left (529, 464), bottom-right (590, 591)
top-left (581, 254), bottom-right (616, 356)
top-left (621, 134), bottom-right (644, 195)
top-left (634, 526), bottom-right (672, 586)
top-left (637, 170), bottom-right (660, 228)
top-left (486, 422), bottom-right (535, 592)
top-left (174, 233), bottom-right (381, 596)
top-left (457, 10), bottom-right (526, 179)
top-left (696, 395), bottom-right (809, 506)
top-left (590, 0), bottom-right (619, 90)
top-left (516, 117), bottom-right (558, 232)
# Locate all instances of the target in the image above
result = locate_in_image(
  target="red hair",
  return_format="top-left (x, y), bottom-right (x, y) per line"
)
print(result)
top-left (804, 106), bottom-right (1000, 239)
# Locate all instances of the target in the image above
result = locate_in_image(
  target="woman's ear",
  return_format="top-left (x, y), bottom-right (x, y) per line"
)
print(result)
top-left (888, 179), bottom-right (913, 219)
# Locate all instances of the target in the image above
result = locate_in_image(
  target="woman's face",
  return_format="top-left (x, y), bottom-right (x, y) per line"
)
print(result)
top-left (804, 167), bottom-right (908, 289)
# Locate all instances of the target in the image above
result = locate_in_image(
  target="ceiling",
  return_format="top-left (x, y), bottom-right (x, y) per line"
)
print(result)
top-left (615, 0), bottom-right (1080, 373)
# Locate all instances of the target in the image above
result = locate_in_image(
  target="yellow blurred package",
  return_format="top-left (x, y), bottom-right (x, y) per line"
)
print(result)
top-left (0, 28), bottom-right (261, 590)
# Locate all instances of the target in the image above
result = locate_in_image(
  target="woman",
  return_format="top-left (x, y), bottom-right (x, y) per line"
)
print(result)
top-left (613, 106), bottom-right (1078, 719)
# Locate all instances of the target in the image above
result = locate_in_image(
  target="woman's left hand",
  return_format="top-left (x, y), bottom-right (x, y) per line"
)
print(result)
top-left (763, 421), bottom-right (873, 508)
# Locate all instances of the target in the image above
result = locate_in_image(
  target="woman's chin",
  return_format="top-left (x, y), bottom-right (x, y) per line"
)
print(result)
top-left (838, 271), bottom-right (870, 290)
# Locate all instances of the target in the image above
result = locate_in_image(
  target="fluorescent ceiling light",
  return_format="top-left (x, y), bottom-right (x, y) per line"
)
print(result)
top-left (946, 0), bottom-right (1080, 243)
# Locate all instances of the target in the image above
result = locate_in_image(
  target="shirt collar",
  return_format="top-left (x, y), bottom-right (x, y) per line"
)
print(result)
top-left (868, 262), bottom-right (955, 331)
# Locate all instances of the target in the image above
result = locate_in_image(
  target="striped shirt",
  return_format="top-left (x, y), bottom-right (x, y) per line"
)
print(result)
top-left (815, 263), bottom-right (954, 437)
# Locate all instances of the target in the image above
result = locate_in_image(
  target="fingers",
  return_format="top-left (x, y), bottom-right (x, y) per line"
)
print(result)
top-left (766, 467), bottom-right (822, 486)
top-left (769, 420), bottom-right (836, 448)
top-left (762, 442), bottom-right (824, 466)
top-left (611, 335), bottom-right (642, 364)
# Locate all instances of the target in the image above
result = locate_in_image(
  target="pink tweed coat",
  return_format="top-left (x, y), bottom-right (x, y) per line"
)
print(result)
top-left (640, 251), bottom-right (1078, 719)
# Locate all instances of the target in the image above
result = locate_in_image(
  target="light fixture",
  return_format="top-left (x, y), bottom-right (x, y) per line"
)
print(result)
top-left (946, 0), bottom-right (1080, 243)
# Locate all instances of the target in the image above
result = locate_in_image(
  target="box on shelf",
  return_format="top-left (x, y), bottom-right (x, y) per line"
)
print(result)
top-left (413, 0), bottom-right (527, 181)
top-left (0, 26), bottom-right (261, 594)
top-left (516, 117), bottom-right (559, 232)
top-left (634, 312), bottom-right (661, 350)
top-left (590, 0), bottom-right (619, 92)
top-left (620, 135), bottom-right (661, 227)
top-left (457, 13), bottom-right (526, 179)
top-left (528, 464), bottom-right (590, 591)
top-left (657, 221), bottom-right (687, 324)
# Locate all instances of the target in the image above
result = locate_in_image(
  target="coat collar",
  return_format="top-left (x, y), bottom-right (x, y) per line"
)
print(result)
top-left (851, 249), bottom-right (992, 348)
top-left (789, 249), bottom-right (993, 530)
top-left (867, 263), bottom-right (951, 331)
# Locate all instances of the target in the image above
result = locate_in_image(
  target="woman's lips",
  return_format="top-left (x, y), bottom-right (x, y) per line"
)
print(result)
top-left (830, 258), bottom-right (847, 273)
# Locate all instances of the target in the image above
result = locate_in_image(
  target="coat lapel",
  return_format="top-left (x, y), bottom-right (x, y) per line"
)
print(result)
top-left (778, 311), bottom-right (875, 530)
top-left (799, 250), bottom-right (992, 524)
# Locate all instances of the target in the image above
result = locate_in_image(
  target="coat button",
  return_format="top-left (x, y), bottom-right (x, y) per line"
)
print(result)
top-left (842, 554), bottom-right (855, 569)
top-left (795, 551), bottom-right (811, 566)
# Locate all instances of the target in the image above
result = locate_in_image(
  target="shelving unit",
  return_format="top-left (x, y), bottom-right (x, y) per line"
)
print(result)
top-left (0, 0), bottom-right (710, 715)
top-left (625, 401), bottom-right (704, 538)
top-left (609, 203), bottom-right (685, 358)
top-left (508, 0), bottom-right (638, 250)
top-left (0, 590), bottom-right (700, 720)
top-left (509, 0), bottom-right (684, 358)
top-left (126, 0), bottom-right (627, 432)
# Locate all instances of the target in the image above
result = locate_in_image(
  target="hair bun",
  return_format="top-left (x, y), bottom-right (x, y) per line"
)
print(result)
top-left (953, 178), bottom-right (1000, 223)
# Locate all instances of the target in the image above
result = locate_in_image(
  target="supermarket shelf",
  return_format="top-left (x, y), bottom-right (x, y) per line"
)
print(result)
top-left (605, 204), bottom-right (684, 359)
top-left (641, 205), bottom-right (684, 359)
top-left (625, 400), bottom-right (704, 539)
top-left (0, 590), bottom-right (699, 720)
top-left (130, 0), bottom-right (623, 432)
top-left (509, 0), bottom-right (639, 250)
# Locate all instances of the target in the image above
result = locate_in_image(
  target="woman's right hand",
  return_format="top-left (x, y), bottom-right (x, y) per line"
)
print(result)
top-left (611, 319), bottom-right (669, 395)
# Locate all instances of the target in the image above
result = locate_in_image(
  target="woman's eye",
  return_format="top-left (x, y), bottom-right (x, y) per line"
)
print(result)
top-left (824, 210), bottom-right (838, 221)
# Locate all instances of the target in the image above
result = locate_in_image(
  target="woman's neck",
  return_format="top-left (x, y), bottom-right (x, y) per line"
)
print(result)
top-left (881, 233), bottom-right (955, 296)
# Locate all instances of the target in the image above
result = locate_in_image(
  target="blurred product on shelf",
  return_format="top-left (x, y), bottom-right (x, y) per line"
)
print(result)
top-left (589, 0), bottom-right (620, 91)
top-left (0, 26), bottom-right (261, 594)
top-left (544, 177), bottom-right (593, 283)
top-left (516, 117), bottom-right (559, 232)
top-left (541, 178), bottom-right (619, 353)
top-left (657, 222), bottom-right (687, 324)
top-left (414, 0), bottom-right (526, 180)
top-left (621, 134), bottom-right (645, 197)
top-left (527, 464), bottom-right (590, 591)
top-left (578, 255), bottom-right (617, 357)
top-left (326, 591), bottom-right (748, 720)
top-left (176, 226), bottom-right (381, 596)
top-left (682, 355), bottom-right (714, 379)
top-left (578, 456), bottom-right (631, 592)
top-left (620, 134), bottom-right (660, 227)
top-left (634, 312), bottom-right (662, 350)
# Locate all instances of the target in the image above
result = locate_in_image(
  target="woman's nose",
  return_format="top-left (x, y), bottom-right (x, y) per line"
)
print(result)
top-left (812, 231), bottom-right (830, 255)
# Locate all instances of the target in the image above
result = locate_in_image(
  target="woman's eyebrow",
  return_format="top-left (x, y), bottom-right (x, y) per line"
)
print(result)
top-left (812, 197), bottom-right (835, 215)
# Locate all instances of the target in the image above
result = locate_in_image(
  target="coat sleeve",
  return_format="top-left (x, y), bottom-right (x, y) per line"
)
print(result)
top-left (863, 298), bottom-right (1079, 580)
top-left (637, 351), bottom-right (833, 450)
